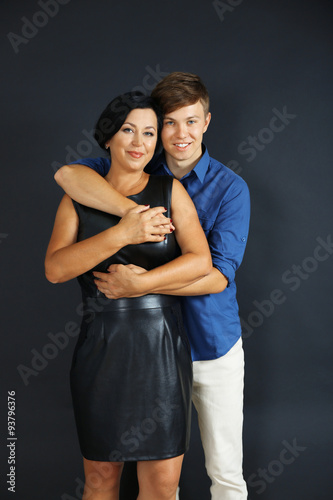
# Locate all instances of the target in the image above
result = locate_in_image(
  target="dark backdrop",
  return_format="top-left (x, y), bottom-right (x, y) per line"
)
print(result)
top-left (1, 1), bottom-right (332, 499)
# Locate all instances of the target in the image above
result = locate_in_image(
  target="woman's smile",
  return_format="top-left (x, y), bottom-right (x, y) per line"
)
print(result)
top-left (127, 151), bottom-right (144, 158)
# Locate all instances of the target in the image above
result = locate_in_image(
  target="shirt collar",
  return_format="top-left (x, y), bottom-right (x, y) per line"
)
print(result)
top-left (191, 144), bottom-right (210, 183)
top-left (148, 144), bottom-right (210, 183)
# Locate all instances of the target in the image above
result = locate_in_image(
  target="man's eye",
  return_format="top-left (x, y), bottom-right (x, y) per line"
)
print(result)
top-left (188, 120), bottom-right (196, 124)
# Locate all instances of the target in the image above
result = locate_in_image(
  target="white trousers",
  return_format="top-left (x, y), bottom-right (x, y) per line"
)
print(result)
top-left (178, 338), bottom-right (247, 500)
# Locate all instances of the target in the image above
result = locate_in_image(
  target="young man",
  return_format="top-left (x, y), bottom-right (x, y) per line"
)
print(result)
top-left (55, 72), bottom-right (250, 499)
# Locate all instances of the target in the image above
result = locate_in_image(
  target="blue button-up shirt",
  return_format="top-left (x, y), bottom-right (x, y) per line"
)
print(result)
top-left (71, 146), bottom-right (250, 361)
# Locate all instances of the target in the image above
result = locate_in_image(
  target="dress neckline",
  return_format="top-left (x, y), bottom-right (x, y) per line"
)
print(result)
top-left (127, 175), bottom-right (152, 200)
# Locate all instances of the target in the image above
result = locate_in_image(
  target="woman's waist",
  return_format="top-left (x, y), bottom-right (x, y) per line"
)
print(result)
top-left (81, 294), bottom-right (179, 312)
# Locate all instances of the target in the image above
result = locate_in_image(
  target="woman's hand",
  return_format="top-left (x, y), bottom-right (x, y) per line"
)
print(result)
top-left (117, 205), bottom-right (175, 244)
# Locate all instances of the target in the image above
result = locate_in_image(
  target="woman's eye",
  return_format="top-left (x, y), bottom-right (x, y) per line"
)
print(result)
top-left (123, 127), bottom-right (133, 133)
top-left (165, 121), bottom-right (174, 126)
top-left (144, 132), bottom-right (154, 136)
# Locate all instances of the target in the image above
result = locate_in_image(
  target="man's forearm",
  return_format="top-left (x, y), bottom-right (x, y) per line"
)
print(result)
top-left (132, 253), bottom-right (212, 295)
top-left (149, 267), bottom-right (228, 296)
top-left (98, 251), bottom-right (212, 299)
top-left (55, 164), bottom-right (136, 216)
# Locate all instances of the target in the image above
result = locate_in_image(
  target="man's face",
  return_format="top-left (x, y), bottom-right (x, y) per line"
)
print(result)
top-left (161, 101), bottom-right (211, 175)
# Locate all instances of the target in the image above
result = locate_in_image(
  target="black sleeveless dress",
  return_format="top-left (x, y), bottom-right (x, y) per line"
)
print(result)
top-left (70, 175), bottom-right (192, 462)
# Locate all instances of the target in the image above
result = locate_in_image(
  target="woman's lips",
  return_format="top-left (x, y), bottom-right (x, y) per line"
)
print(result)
top-left (128, 151), bottom-right (144, 158)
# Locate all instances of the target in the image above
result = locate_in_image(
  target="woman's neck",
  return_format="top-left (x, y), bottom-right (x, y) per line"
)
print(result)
top-left (105, 164), bottom-right (149, 196)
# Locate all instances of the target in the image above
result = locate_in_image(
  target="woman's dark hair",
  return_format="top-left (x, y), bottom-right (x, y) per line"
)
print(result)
top-left (94, 91), bottom-right (163, 154)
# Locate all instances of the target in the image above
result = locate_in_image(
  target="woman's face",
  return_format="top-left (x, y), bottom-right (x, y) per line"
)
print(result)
top-left (106, 108), bottom-right (158, 171)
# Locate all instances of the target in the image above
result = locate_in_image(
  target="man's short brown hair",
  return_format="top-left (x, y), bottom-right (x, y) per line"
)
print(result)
top-left (151, 72), bottom-right (210, 116)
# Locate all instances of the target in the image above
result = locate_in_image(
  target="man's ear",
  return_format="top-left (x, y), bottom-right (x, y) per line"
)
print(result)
top-left (203, 112), bottom-right (211, 133)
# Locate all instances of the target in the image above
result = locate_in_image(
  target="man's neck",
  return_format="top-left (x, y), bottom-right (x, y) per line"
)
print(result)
top-left (164, 148), bottom-right (203, 180)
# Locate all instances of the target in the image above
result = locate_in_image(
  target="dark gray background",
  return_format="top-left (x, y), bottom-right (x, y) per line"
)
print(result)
top-left (1, 1), bottom-right (332, 498)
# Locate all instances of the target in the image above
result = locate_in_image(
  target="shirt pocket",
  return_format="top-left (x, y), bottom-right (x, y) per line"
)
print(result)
top-left (196, 211), bottom-right (214, 237)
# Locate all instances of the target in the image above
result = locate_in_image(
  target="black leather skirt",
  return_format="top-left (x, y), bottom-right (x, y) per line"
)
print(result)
top-left (70, 295), bottom-right (192, 462)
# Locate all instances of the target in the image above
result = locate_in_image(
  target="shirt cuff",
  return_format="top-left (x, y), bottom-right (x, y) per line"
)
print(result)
top-left (213, 261), bottom-right (235, 286)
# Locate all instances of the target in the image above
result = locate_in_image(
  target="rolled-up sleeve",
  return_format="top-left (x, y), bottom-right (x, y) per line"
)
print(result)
top-left (208, 178), bottom-right (250, 285)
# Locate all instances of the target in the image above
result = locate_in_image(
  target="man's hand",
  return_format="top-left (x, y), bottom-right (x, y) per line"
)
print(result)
top-left (125, 264), bottom-right (147, 275)
top-left (93, 264), bottom-right (147, 299)
top-left (118, 205), bottom-right (175, 244)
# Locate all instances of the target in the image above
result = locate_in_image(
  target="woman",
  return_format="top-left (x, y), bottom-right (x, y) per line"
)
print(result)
top-left (45, 92), bottom-right (211, 500)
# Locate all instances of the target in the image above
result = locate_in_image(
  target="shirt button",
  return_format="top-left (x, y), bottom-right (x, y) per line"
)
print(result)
top-left (241, 237), bottom-right (246, 242)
